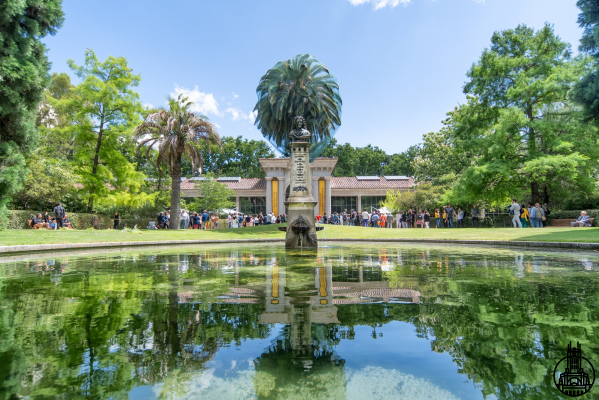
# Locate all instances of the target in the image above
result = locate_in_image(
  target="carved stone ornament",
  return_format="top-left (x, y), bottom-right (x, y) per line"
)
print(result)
top-left (289, 116), bottom-right (311, 142)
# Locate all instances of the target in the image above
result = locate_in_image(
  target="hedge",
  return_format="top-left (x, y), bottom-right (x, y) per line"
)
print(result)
top-left (8, 210), bottom-right (115, 230)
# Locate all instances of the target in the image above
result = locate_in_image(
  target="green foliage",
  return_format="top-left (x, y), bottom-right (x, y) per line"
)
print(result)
top-left (382, 183), bottom-right (446, 212)
top-left (50, 49), bottom-right (147, 213)
top-left (135, 95), bottom-right (221, 229)
top-left (199, 136), bottom-right (274, 178)
top-left (572, 0), bottom-right (599, 124)
top-left (185, 175), bottom-right (236, 213)
top-left (321, 139), bottom-right (417, 177)
top-left (413, 129), bottom-right (473, 186)
top-left (445, 24), bottom-right (599, 205)
top-left (0, 0), bottom-right (64, 225)
top-left (9, 155), bottom-right (83, 211)
top-left (254, 54), bottom-right (342, 158)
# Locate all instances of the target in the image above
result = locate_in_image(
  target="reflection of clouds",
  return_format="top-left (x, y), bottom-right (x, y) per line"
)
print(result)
top-left (154, 365), bottom-right (458, 400)
top-left (581, 258), bottom-right (593, 271)
top-left (346, 366), bottom-right (459, 400)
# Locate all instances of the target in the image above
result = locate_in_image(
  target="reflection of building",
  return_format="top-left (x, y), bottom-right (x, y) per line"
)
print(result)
top-left (181, 158), bottom-right (414, 215)
top-left (558, 342), bottom-right (592, 396)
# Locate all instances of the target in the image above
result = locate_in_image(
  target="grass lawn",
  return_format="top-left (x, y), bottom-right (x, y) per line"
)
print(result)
top-left (0, 224), bottom-right (598, 246)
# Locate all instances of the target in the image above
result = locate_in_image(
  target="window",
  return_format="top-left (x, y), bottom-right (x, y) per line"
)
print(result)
top-left (240, 197), bottom-right (266, 215)
top-left (331, 197), bottom-right (357, 214)
top-left (361, 196), bottom-right (386, 211)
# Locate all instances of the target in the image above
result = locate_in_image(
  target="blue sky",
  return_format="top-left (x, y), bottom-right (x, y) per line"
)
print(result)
top-left (44, 0), bottom-right (583, 155)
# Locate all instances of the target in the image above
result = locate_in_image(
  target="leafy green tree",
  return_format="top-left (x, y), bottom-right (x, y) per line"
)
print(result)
top-left (412, 128), bottom-right (474, 186)
top-left (383, 145), bottom-right (419, 177)
top-left (382, 183), bottom-right (445, 212)
top-left (135, 95), bottom-right (221, 229)
top-left (10, 155), bottom-right (81, 211)
top-left (254, 54), bottom-right (342, 158)
top-left (321, 139), bottom-right (388, 176)
top-left (185, 175), bottom-right (236, 213)
top-left (0, 0), bottom-right (64, 221)
top-left (51, 49), bottom-right (146, 213)
top-left (571, 0), bottom-right (599, 124)
top-left (199, 136), bottom-right (274, 178)
top-left (449, 24), bottom-right (599, 204)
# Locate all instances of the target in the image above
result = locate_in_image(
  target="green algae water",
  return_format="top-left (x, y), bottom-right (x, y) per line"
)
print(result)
top-left (0, 243), bottom-right (598, 399)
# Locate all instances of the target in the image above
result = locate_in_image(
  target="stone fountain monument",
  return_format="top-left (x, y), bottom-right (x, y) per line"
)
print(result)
top-left (279, 116), bottom-right (323, 248)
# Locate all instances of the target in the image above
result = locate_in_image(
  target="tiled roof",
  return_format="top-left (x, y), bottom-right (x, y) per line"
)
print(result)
top-left (331, 176), bottom-right (414, 189)
top-left (181, 178), bottom-right (266, 191)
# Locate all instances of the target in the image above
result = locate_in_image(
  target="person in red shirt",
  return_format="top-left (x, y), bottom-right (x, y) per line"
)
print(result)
top-left (316, 214), bottom-right (322, 222)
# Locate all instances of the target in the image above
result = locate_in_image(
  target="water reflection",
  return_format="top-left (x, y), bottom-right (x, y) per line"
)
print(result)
top-left (0, 244), bottom-right (598, 399)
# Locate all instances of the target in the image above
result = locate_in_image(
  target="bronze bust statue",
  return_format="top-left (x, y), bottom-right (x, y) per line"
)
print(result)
top-left (289, 116), bottom-right (311, 142)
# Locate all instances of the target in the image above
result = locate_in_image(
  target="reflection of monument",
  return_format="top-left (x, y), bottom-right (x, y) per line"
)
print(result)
top-left (557, 342), bottom-right (592, 396)
top-left (282, 116), bottom-right (322, 248)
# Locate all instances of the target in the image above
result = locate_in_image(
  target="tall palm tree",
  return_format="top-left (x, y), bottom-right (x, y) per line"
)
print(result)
top-left (135, 95), bottom-right (220, 229)
top-left (254, 54), bottom-right (342, 158)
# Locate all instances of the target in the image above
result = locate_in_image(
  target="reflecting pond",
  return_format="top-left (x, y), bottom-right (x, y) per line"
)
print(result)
top-left (0, 243), bottom-right (598, 399)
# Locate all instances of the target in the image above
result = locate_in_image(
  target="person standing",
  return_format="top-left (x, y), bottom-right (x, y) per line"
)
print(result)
top-left (520, 207), bottom-right (530, 228)
top-left (509, 199), bottom-right (522, 228)
top-left (442, 208), bottom-right (448, 228)
top-left (530, 203), bottom-right (544, 228)
top-left (457, 208), bottom-right (464, 228)
top-left (471, 205), bottom-right (479, 228)
top-left (53, 202), bottom-right (66, 230)
top-left (362, 209), bottom-right (369, 227)
top-left (424, 210), bottom-right (430, 228)
top-left (444, 204), bottom-right (455, 228)
top-left (435, 209), bottom-right (441, 228)
top-left (201, 210), bottom-right (209, 230)
top-left (113, 211), bottom-right (121, 229)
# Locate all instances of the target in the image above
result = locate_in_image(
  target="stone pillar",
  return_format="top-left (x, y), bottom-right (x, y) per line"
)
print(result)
top-left (324, 177), bottom-right (332, 215)
top-left (312, 177), bottom-right (320, 214)
top-left (265, 177), bottom-right (273, 214)
top-left (235, 196), bottom-right (241, 213)
top-left (357, 195), bottom-right (362, 213)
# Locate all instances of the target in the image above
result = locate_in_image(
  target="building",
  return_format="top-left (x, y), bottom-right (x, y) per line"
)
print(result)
top-left (181, 157), bottom-right (414, 215)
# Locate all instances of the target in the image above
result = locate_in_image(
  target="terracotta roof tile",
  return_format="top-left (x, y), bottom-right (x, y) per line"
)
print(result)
top-left (181, 178), bottom-right (266, 191)
top-left (331, 176), bottom-right (414, 189)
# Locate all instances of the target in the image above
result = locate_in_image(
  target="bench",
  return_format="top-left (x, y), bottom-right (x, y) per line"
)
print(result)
top-left (550, 218), bottom-right (595, 227)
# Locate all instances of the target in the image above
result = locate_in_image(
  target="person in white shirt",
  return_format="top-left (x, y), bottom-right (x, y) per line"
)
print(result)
top-left (509, 199), bottom-right (522, 228)
top-left (180, 210), bottom-right (189, 229)
top-left (361, 209), bottom-right (369, 227)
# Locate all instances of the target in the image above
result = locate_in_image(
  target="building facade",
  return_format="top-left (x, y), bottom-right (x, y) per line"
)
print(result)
top-left (180, 158), bottom-right (414, 215)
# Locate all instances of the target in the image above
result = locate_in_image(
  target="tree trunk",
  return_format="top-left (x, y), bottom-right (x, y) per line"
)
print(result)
top-left (170, 152), bottom-right (182, 229)
top-left (87, 114), bottom-right (105, 213)
top-left (531, 181), bottom-right (540, 204)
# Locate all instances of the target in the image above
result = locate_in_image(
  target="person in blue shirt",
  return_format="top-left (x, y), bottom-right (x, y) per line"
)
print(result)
top-left (530, 203), bottom-right (544, 228)
top-left (201, 210), bottom-right (209, 230)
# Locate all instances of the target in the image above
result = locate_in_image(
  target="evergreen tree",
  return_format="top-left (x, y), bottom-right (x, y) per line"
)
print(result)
top-left (0, 0), bottom-right (64, 220)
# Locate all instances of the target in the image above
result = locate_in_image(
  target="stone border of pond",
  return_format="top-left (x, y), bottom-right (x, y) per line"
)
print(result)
top-left (0, 238), bottom-right (598, 254)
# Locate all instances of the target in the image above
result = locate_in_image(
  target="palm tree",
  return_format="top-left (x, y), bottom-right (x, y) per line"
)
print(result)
top-left (135, 95), bottom-right (220, 229)
top-left (254, 54), bottom-right (342, 158)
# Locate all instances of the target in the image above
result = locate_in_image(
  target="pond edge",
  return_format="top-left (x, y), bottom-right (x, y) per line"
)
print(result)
top-left (0, 238), bottom-right (598, 254)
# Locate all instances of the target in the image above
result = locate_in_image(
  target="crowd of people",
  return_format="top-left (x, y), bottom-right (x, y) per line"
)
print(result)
top-left (29, 203), bottom-right (73, 229)
top-left (147, 210), bottom-right (288, 229)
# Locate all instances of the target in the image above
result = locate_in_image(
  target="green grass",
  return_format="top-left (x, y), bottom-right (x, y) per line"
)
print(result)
top-left (0, 224), bottom-right (598, 246)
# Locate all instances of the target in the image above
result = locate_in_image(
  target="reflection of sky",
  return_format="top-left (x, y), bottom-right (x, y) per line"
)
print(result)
top-left (130, 322), bottom-right (486, 400)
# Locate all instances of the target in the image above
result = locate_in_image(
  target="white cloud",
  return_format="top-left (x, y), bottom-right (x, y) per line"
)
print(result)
top-left (226, 108), bottom-right (257, 124)
top-left (232, 92), bottom-right (239, 99)
top-left (171, 85), bottom-right (221, 116)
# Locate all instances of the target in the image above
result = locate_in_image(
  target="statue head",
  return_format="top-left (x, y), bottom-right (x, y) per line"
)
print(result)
top-left (293, 116), bottom-right (307, 130)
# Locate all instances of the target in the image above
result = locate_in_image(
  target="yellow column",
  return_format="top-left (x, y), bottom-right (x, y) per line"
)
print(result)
top-left (272, 178), bottom-right (279, 216)
top-left (319, 179), bottom-right (326, 216)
